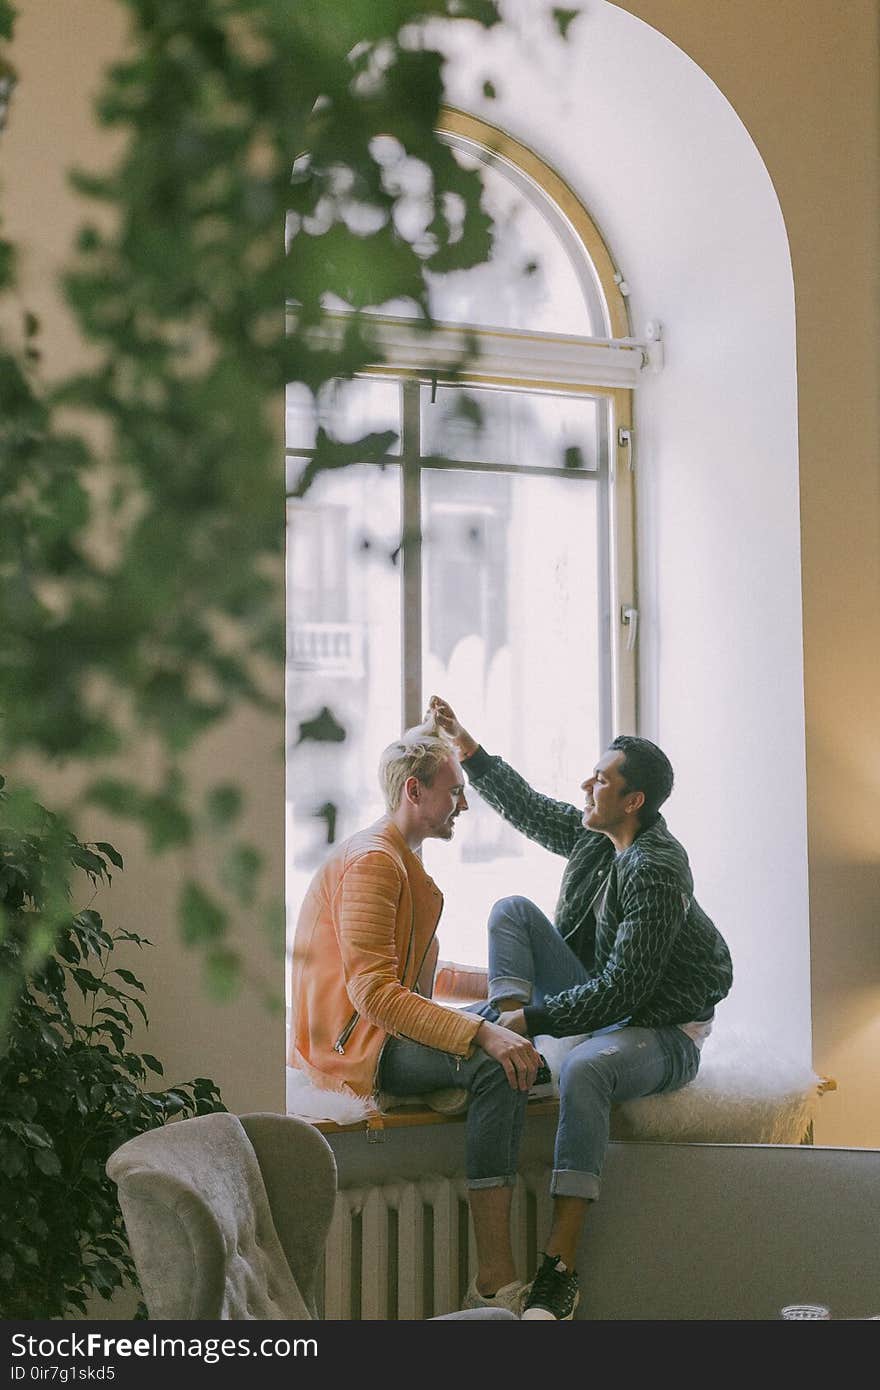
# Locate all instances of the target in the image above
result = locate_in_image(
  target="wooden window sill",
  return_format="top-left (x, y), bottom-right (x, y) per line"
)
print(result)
top-left (309, 1095), bottom-right (560, 1136)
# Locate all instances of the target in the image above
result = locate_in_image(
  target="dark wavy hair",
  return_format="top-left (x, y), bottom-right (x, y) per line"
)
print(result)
top-left (609, 735), bottom-right (674, 826)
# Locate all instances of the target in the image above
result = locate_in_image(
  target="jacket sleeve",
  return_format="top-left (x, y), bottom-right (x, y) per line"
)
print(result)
top-left (523, 866), bottom-right (686, 1037)
top-left (464, 747), bottom-right (585, 858)
top-left (335, 850), bottom-right (482, 1058)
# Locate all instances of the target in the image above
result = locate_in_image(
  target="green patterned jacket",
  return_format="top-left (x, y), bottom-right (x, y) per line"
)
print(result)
top-left (463, 747), bottom-right (733, 1039)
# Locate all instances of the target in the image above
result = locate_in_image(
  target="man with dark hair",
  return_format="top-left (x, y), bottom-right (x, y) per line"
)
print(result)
top-left (429, 697), bottom-right (733, 1320)
top-left (608, 733), bottom-right (674, 823)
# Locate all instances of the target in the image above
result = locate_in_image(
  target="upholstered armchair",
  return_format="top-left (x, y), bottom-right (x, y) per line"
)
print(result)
top-left (107, 1111), bottom-right (514, 1320)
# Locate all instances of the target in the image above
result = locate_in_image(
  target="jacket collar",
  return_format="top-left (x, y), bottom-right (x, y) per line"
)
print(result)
top-left (380, 815), bottom-right (411, 857)
top-left (375, 814), bottom-right (423, 864)
top-left (615, 811), bottom-right (669, 859)
top-left (379, 816), bottom-right (439, 892)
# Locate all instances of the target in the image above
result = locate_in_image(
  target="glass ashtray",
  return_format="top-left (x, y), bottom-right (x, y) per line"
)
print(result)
top-left (780, 1304), bottom-right (831, 1320)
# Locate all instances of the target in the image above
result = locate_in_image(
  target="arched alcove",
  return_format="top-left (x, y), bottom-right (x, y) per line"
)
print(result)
top-left (437, 1), bottom-right (810, 1059)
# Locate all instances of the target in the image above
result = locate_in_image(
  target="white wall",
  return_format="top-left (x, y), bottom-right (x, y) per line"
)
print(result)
top-left (437, 2), bottom-right (810, 1057)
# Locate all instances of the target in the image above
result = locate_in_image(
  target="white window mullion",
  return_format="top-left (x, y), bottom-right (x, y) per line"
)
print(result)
top-left (400, 380), bottom-right (424, 730)
top-left (608, 389), bottom-right (638, 735)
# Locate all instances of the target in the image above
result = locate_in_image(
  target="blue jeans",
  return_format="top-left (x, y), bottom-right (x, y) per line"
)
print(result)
top-left (488, 895), bottom-right (701, 1200)
top-left (488, 894), bottom-right (592, 1008)
top-left (377, 1021), bottom-right (529, 1190)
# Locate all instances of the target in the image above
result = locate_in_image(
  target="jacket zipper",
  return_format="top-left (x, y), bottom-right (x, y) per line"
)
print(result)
top-left (371, 891), bottom-right (456, 1090)
top-left (409, 892), bottom-right (442, 995)
top-left (394, 898), bottom-right (467, 1064)
top-left (562, 867), bottom-right (611, 943)
top-left (333, 1010), bottom-right (359, 1055)
top-left (335, 891), bottom-right (426, 1057)
top-left (334, 902), bottom-right (430, 1059)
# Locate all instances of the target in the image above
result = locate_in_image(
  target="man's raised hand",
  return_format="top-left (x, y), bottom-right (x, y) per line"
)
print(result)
top-left (427, 696), bottom-right (479, 760)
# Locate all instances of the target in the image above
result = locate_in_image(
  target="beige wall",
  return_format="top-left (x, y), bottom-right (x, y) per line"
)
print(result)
top-left (3, 2), bottom-right (878, 1142)
top-left (1, 0), bottom-right (285, 1116)
top-left (613, 0), bottom-right (880, 1145)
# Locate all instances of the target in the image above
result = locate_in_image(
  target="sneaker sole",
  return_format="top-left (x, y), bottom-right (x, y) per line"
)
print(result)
top-left (521, 1290), bottom-right (580, 1321)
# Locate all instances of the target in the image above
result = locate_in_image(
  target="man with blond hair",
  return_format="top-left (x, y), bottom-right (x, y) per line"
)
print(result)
top-left (289, 718), bottom-right (543, 1314)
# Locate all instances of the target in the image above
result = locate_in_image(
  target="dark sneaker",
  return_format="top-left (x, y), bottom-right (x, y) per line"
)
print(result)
top-left (521, 1253), bottom-right (580, 1320)
top-left (529, 1055), bottom-right (555, 1100)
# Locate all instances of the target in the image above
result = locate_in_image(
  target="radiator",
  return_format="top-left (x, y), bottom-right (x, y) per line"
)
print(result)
top-left (319, 1166), bottom-right (552, 1320)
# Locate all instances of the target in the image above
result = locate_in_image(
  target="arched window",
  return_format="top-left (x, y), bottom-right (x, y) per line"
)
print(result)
top-left (286, 111), bottom-right (649, 965)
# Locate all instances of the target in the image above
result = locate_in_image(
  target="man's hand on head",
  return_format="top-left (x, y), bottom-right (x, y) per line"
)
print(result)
top-left (426, 696), bottom-right (479, 761)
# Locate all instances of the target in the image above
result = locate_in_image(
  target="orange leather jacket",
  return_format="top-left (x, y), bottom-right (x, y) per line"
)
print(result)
top-left (288, 817), bottom-right (482, 1098)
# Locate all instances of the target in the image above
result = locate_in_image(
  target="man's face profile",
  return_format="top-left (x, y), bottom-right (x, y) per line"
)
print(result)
top-left (580, 749), bottom-right (635, 835)
top-left (411, 756), bottom-right (468, 841)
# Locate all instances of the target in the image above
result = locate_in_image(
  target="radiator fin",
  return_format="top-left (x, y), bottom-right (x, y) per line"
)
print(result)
top-left (323, 1168), bottom-right (552, 1320)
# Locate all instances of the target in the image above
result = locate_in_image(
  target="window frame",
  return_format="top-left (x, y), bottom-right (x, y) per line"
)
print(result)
top-left (287, 369), bottom-right (634, 744)
top-left (432, 110), bottom-right (638, 733)
top-left (287, 105), bottom-right (639, 737)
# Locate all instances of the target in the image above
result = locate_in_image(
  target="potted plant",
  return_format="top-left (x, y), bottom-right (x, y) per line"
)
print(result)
top-left (0, 776), bottom-right (223, 1318)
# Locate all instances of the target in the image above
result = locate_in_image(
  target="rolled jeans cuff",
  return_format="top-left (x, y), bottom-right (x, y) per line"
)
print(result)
top-left (488, 974), bottom-right (533, 1006)
top-left (467, 1174), bottom-right (517, 1191)
top-left (550, 1167), bottom-right (601, 1201)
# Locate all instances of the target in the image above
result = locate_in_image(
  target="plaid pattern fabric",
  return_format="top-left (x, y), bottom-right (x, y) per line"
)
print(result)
top-left (465, 749), bottom-right (733, 1039)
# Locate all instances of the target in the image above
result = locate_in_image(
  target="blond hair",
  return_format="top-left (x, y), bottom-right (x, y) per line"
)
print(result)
top-left (378, 714), bottom-right (455, 813)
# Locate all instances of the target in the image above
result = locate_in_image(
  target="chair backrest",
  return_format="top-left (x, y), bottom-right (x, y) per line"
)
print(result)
top-left (107, 1111), bottom-right (337, 1320)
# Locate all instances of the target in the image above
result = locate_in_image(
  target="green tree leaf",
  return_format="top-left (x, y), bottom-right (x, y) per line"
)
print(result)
top-left (85, 780), bottom-right (143, 819)
top-left (0, 4), bottom-right (15, 42)
top-left (205, 784), bottom-right (243, 828)
top-left (71, 968), bottom-right (104, 996)
top-left (205, 947), bottom-right (242, 1002)
top-left (179, 881), bottom-right (228, 945)
top-left (219, 843), bottom-right (262, 906)
top-left (20, 1123), bottom-right (52, 1149)
top-left (552, 8), bottom-right (580, 39)
top-left (94, 842), bottom-right (124, 869)
top-left (112, 969), bottom-right (146, 992)
top-left (33, 1148), bottom-right (62, 1177)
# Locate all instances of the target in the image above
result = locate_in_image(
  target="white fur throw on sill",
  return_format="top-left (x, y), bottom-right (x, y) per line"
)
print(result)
top-left (286, 1068), bottom-right (373, 1126)
top-left (286, 1028), bottom-right (820, 1145)
top-left (537, 1027), bottom-right (820, 1146)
